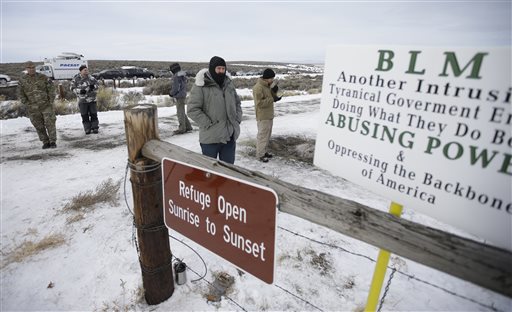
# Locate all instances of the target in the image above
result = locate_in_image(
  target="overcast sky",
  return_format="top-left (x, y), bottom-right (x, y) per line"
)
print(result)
top-left (1, 0), bottom-right (510, 64)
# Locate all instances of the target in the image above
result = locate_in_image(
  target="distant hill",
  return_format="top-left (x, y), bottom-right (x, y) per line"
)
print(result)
top-left (0, 60), bottom-right (321, 82)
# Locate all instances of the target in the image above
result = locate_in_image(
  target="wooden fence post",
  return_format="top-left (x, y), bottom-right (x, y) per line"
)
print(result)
top-left (58, 83), bottom-right (65, 100)
top-left (123, 104), bottom-right (174, 304)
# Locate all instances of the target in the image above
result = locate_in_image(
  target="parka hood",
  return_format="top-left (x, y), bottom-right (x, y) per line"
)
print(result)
top-left (194, 68), bottom-right (232, 87)
top-left (194, 68), bottom-right (210, 87)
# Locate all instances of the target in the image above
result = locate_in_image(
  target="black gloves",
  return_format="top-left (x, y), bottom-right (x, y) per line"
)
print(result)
top-left (80, 85), bottom-right (95, 94)
top-left (274, 96), bottom-right (282, 102)
top-left (271, 85), bottom-right (279, 93)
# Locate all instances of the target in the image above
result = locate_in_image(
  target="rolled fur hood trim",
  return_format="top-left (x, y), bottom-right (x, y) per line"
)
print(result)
top-left (194, 68), bottom-right (232, 87)
top-left (194, 68), bottom-right (209, 86)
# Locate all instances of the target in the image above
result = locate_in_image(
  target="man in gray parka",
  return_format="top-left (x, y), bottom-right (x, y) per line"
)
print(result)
top-left (187, 56), bottom-right (242, 164)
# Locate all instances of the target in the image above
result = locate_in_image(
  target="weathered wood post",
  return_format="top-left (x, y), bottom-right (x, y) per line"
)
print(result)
top-left (124, 104), bottom-right (174, 304)
top-left (57, 83), bottom-right (65, 100)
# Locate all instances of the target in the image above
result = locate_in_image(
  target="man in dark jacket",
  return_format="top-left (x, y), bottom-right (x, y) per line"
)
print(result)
top-left (169, 63), bottom-right (192, 134)
top-left (71, 65), bottom-right (99, 134)
top-left (187, 56), bottom-right (242, 164)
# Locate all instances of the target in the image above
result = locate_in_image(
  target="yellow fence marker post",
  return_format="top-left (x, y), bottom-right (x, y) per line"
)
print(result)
top-left (364, 201), bottom-right (403, 312)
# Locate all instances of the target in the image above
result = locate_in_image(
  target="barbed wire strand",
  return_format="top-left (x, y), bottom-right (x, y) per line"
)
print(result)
top-left (274, 284), bottom-right (325, 312)
top-left (123, 161), bottom-right (500, 312)
top-left (278, 226), bottom-right (501, 312)
top-left (184, 259), bottom-right (248, 312)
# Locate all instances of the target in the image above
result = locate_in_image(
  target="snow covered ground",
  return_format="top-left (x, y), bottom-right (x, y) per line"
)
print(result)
top-left (1, 92), bottom-right (511, 311)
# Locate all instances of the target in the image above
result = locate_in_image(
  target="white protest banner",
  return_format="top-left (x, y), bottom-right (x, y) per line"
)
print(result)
top-left (314, 46), bottom-right (511, 250)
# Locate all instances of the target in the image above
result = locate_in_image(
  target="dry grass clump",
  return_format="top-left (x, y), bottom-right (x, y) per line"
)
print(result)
top-left (240, 135), bottom-right (315, 164)
top-left (63, 178), bottom-right (121, 213)
top-left (122, 91), bottom-right (144, 106)
top-left (155, 96), bottom-right (173, 107)
top-left (54, 99), bottom-right (79, 115)
top-left (99, 282), bottom-right (145, 311)
top-left (269, 135), bottom-right (315, 163)
top-left (2, 233), bottom-right (66, 268)
top-left (142, 78), bottom-right (171, 95)
top-left (96, 86), bottom-right (120, 111)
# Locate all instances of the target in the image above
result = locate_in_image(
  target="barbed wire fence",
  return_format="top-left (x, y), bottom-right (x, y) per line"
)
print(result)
top-left (123, 162), bottom-right (504, 312)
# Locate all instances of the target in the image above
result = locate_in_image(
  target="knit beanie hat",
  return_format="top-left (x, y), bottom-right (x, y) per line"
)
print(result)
top-left (170, 63), bottom-right (181, 74)
top-left (262, 68), bottom-right (275, 79)
top-left (209, 56), bottom-right (226, 73)
top-left (208, 56), bottom-right (227, 86)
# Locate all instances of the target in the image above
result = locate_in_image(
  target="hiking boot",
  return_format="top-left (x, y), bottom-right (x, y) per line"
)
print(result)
top-left (49, 142), bottom-right (57, 148)
top-left (264, 152), bottom-right (273, 158)
top-left (259, 156), bottom-right (269, 163)
top-left (173, 129), bottom-right (186, 135)
top-left (42, 143), bottom-right (51, 149)
top-left (92, 129), bottom-right (99, 134)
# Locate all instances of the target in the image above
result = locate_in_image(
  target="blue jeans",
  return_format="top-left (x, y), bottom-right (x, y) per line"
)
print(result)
top-left (200, 136), bottom-right (236, 164)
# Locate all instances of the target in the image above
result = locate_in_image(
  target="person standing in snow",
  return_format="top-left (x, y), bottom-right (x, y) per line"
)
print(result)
top-left (18, 61), bottom-right (57, 149)
top-left (187, 56), bottom-right (243, 164)
top-left (169, 62), bottom-right (193, 134)
top-left (252, 68), bottom-right (281, 162)
top-left (71, 65), bottom-right (99, 134)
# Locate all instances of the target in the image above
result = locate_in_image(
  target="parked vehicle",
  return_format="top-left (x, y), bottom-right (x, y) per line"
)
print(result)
top-left (36, 52), bottom-right (87, 80)
top-left (122, 66), bottom-right (155, 79)
top-left (0, 74), bottom-right (12, 86)
top-left (155, 69), bottom-right (172, 78)
top-left (92, 69), bottom-right (126, 80)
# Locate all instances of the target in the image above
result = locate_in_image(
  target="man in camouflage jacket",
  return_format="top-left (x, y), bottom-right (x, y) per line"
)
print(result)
top-left (71, 65), bottom-right (99, 134)
top-left (18, 61), bottom-right (57, 149)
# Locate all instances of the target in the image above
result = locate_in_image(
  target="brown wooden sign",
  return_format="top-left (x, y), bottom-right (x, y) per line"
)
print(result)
top-left (162, 157), bottom-right (278, 284)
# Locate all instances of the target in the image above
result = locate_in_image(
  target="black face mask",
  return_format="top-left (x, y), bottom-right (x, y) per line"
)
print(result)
top-left (208, 56), bottom-right (227, 86)
top-left (209, 70), bottom-right (225, 86)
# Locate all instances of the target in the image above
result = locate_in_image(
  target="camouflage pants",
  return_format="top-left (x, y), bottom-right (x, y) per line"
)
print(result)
top-left (175, 97), bottom-right (192, 132)
top-left (28, 106), bottom-right (57, 144)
